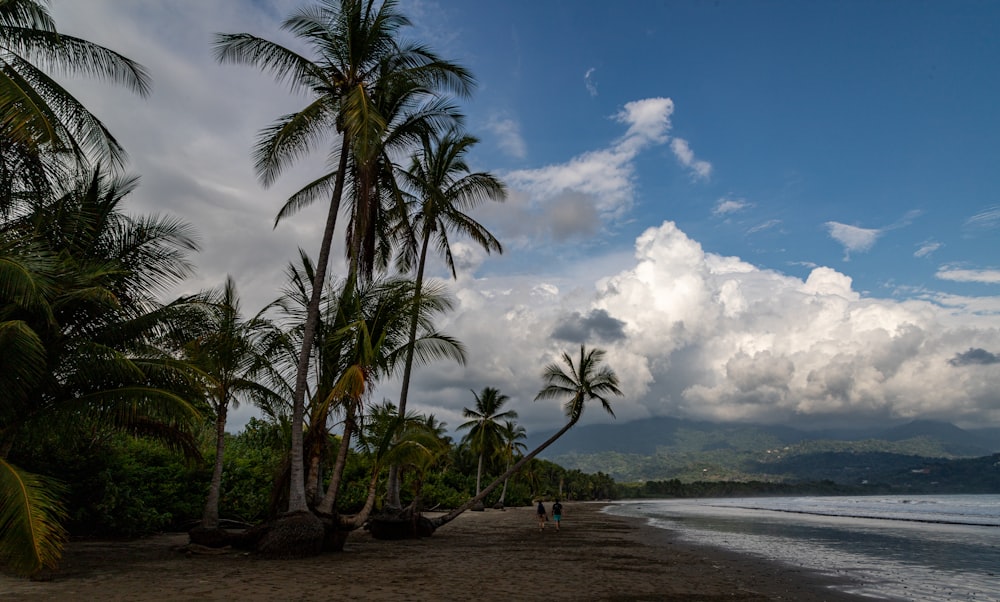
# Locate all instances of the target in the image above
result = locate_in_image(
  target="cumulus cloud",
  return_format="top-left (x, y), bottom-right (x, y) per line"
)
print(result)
top-left (584, 67), bottom-right (598, 96)
top-left (486, 115), bottom-right (527, 159)
top-left (936, 267), bottom-right (1000, 284)
top-left (416, 219), bottom-right (1000, 432)
top-left (825, 221), bottom-right (881, 259)
top-left (670, 137), bottom-right (712, 179)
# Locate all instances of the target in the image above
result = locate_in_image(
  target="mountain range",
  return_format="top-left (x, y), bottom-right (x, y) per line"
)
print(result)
top-left (528, 417), bottom-right (1000, 485)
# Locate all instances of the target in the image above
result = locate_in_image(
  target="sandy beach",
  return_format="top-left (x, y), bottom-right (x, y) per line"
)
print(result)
top-left (0, 502), bottom-right (863, 601)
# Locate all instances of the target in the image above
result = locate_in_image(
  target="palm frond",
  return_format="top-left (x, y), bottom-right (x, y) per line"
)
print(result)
top-left (0, 459), bottom-right (67, 576)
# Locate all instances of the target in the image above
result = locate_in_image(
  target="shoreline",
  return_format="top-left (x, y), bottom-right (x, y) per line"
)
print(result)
top-left (1, 502), bottom-right (864, 601)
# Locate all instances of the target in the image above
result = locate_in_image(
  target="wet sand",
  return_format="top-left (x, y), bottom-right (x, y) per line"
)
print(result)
top-left (0, 502), bottom-right (863, 601)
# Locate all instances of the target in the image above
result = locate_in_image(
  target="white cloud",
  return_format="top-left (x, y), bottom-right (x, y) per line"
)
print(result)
top-left (713, 197), bottom-right (749, 216)
top-left (613, 97), bottom-right (674, 153)
top-left (584, 67), bottom-right (598, 97)
top-left (936, 267), bottom-right (1000, 284)
top-left (747, 219), bottom-right (781, 234)
top-left (504, 97), bottom-right (676, 227)
top-left (825, 221), bottom-right (882, 259)
top-left (965, 205), bottom-right (1000, 231)
top-left (914, 242), bottom-right (942, 258)
top-left (486, 115), bottom-right (527, 159)
top-left (670, 137), bottom-right (712, 179)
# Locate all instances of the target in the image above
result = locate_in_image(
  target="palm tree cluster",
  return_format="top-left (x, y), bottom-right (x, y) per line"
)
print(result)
top-left (1, 0), bottom-right (624, 573)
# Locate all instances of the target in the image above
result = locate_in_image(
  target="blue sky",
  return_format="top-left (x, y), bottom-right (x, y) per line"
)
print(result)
top-left (52, 1), bottom-right (1000, 434)
top-left (442, 0), bottom-right (999, 296)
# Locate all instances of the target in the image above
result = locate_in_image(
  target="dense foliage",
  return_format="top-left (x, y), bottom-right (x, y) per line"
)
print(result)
top-left (11, 416), bottom-right (619, 540)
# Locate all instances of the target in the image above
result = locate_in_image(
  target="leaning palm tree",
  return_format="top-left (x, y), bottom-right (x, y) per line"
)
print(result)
top-left (457, 387), bottom-right (517, 499)
top-left (214, 0), bottom-right (473, 521)
top-left (184, 277), bottom-right (284, 535)
top-left (0, 0), bottom-right (151, 204)
top-left (0, 169), bottom-right (203, 575)
top-left (430, 345), bottom-right (622, 530)
top-left (386, 129), bottom-right (505, 507)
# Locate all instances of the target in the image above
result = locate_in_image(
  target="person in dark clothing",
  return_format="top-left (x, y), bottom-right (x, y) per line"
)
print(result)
top-left (536, 500), bottom-right (547, 530)
top-left (552, 500), bottom-right (563, 531)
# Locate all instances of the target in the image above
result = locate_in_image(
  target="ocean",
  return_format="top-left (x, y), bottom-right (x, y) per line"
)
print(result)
top-left (604, 494), bottom-right (1000, 601)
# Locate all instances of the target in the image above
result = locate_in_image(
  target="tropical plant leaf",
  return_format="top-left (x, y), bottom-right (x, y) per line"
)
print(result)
top-left (0, 459), bottom-right (67, 576)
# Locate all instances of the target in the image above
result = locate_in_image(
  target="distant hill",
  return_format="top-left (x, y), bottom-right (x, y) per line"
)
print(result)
top-left (877, 420), bottom-right (998, 456)
top-left (527, 417), bottom-right (999, 484)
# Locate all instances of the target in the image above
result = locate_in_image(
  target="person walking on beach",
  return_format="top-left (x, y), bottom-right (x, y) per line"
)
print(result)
top-left (536, 500), bottom-right (548, 530)
top-left (552, 499), bottom-right (563, 531)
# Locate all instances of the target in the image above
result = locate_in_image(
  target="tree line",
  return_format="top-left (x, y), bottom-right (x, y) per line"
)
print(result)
top-left (0, 0), bottom-right (624, 575)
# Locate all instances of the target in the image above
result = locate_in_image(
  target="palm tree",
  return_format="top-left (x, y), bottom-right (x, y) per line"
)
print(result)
top-left (0, 169), bottom-right (203, 575)
top-left (184, 277), bottom-right (284, 533)
top-left (386, 129), bottom-right (505, 507)
top-left (497, 420), bottom-right (527, 507)
top-left (0, 0), bottom-right (151, 203)
top-left (214, 0), bottom-right (473, 517)
top-left (457, 387), bottom-right (517, 500)
top-left (431, 345), bottom-right (621, 530)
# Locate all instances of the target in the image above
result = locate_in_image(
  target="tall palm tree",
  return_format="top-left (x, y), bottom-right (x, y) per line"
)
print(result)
top-left (458, 387), bottom-right (517, 499)
top-left (386, 128), bottom-right (505, 507)
top-left (431, 346), bottom-right (621, 529)
top-left (184, 277), bottom-right (283, 532)
top-left (0, 0), bottom-right (151, 203)
top-left (0, 170), bottom-right (202, 575)
top-left (214, 0), bottom-right (472, 516)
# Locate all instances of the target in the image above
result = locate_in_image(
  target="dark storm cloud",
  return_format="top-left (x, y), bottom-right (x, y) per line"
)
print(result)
top-left (949, 348), bottom-right (1000, 366)
top-left (551, 309), bottom-right (626, 343)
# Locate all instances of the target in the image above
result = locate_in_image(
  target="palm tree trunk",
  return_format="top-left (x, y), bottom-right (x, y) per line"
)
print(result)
top-left (431, 418), bottom-right (577, 529)
top-left (386, 231), bottom-right (431, 508)
top-left (475, 452), bottom-right (484, 496)
top-left (305, 409), bottom-right (330, 506)
top-left (498, 458), bottom-right (512, 505)
top-left (201, 403), bottom-right (227, 529)
top-left (288, 134), bottom-right (350, 513)
top-left (338, 466), bottom-right (381, 530)
top-left (316, 409), bottom-right (355, 515)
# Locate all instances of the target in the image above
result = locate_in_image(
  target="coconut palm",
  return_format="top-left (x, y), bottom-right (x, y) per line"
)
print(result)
top-left (214, 0), bottom-right (473, 516)
top-left (0, 169), bottom-right (202, 575)
top-left (457, 387), bottom-right (517, 499)
top-left (0, 0), bottom-right (151, 203)
top-left (184, 277), bottom-right (284, 532)
top-left (431, 345), bottom-right (621, 530)
top-left (386, 128), bottom-right (505, 507)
